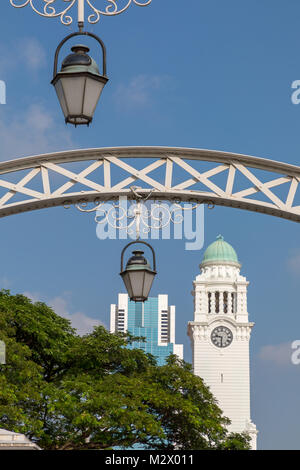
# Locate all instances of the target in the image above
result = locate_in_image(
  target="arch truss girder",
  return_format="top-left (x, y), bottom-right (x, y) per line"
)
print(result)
top-left (0, 147), bottom-right (299, 222)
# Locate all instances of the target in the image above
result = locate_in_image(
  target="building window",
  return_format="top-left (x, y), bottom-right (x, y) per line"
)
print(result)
top-left (231, 293), bottom-right (236, 313)
top-left (208, 292), bottom-right (211, 313)
top-left (160, 310), bottom-right (169, 342)
top-left (223, 292), bottom-right (228, 313)
top-left (116, 308), bottom-right (126, 332)
top-left (215, 292), bottom-right (220, 314)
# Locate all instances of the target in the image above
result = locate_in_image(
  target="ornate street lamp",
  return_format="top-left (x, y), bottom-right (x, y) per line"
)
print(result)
top-left (10, 0), bottom-right (152, 126)
top-left (51, 31), bottom-right (108, 126)
top-left (120, 241), bottom-right (157, 302)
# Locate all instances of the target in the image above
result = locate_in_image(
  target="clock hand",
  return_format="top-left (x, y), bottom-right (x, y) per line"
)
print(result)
top-left (216, 334), bottom-right (223, 344)
top-left (219, 332), bottom-right (226, 346)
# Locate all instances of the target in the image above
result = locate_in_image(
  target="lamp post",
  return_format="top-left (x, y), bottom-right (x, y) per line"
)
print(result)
top-left (120, 240), bottom-right (157, 302)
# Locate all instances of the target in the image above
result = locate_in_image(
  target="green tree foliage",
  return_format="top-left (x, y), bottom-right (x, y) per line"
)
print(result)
top-left (0, 290), bottom-right (250, 450)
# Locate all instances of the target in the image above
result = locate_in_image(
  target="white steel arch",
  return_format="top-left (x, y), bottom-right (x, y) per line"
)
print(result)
top-left (0, 146), bottom-right (300, 222)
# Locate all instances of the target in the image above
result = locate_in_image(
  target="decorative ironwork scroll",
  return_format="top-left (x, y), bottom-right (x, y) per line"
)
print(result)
top-left (9, 0), bottom-right (152, 26)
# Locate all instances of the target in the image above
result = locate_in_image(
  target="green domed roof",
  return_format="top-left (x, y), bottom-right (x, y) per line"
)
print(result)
top-left (201, 235), bottom-right (240, 266)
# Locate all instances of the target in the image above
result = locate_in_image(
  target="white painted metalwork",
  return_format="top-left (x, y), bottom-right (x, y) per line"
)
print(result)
top-left (0, 146), bottom-right (299, 222)
top-left (9, 0), bottom-right (152, 26)
top-left (89, 195), bottom-right (201, 239)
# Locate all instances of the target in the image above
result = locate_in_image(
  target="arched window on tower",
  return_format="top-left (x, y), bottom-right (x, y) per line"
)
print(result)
top-left (223, 292), bottom-right (228, 313)
top-left (215, 292), bottom-right (220, 313)
top-left (208, 292), bottom-right (211, 313)
top-left (231, 293), bottom-right (236, 314)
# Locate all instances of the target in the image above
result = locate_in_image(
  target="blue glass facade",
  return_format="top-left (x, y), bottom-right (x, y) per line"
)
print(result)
top-left (126, 297), bottom-right (174, 366)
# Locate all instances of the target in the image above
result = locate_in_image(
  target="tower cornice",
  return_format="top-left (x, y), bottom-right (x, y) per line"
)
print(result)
top-left (188, 318), bottom-right (255, 328)
top-left (187, 320), bottom-right (254, 342)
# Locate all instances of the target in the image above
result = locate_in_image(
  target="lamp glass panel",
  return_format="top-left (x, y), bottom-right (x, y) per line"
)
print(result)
top-left (61, 76), bottom-right (86, 116)
top-left (121, 272), bottom-right (134, 299)
top-left (54, 79), bottom-right (68, 118)
top-left (128, 271), bottom-right (145, 299)
top-left (142, 271), bottom-right (155, 299)
top-left (83, 77), bottom-right (105, 117)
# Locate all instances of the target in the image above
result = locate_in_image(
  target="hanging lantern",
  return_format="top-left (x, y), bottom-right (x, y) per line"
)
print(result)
top-left (51, 31), bottom-right (108, 126)
top-left (120, 241), bottom-right (157, 302)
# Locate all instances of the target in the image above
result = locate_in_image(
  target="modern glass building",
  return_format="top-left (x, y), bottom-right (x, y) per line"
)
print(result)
top-left (110, 294), bottom-right (183, 366)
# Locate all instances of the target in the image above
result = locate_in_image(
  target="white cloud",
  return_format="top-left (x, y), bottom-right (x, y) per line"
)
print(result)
top-left (0, 37), bottom-right (46, 77)
top-left (0, 277), bottom-right (12, 289)
top-left (0, 103), bottom-right (74, 160)
top-left (258, 342), bottom-right (293, 367)
top-left (49, 295), bottom-right (104, 336)
top-left (23, 291), bottom-right (41, 304)
top-left (20, 38), bottom-right (47, 72)
top-left (114, 74), bottom-right (170, 111)
top-left (23, 291), bottom-right (104, 336)
top-left (286, 250), bottom-right (300, 276)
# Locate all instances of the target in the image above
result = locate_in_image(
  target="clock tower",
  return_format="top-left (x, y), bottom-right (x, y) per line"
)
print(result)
top-left (187, 235), bottom-right (258, 449)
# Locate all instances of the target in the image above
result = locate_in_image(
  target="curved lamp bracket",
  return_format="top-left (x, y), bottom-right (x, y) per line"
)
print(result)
top-left (120, 240), bottom-right (157, 272)
top-left (53, 31), bottom-right (107, 79)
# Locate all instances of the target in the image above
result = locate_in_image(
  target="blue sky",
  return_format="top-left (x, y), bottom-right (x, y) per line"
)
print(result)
top-left (1, 0), bottom-right (300, 450)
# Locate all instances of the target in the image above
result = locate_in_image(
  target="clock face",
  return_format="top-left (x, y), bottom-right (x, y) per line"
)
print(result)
top-left (211, 326), bottom-right (233, 348)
